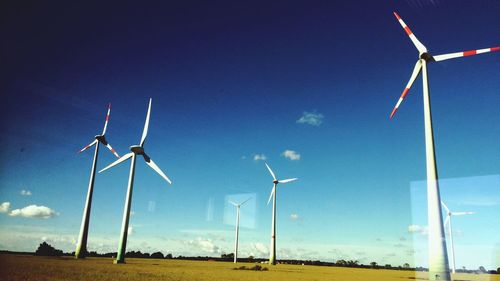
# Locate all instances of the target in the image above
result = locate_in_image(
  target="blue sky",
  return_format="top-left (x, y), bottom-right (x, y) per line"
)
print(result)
top-left (1, 1), bottom-right (499, 269)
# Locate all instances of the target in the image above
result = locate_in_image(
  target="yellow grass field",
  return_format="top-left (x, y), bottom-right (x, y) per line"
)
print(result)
top-left (0, 254), bottom-right (498, 281)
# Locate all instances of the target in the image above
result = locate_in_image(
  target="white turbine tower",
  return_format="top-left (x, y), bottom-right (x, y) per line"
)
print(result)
top-left (265, 162), bottom-right (297, 265)
top-left (75, 103), bottom-right (120, 259)
top-left (99, 98), bottom-right (172, 264)
top-left (228, 198), bottom-right (251, 263)
top-left (389, 12), bottom-right (498, 281)
top-left (441, 201), bottom-right (475, 274)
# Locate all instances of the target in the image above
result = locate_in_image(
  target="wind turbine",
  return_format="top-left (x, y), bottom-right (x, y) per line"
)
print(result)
top-left (228, 198), bottom-right (251, 263)
top-left (99, 98), bottom-right (172, 264)
top-left (75, 103), bottom-right (120, 259)
top-left (441, 201), bottom-right (475, 274)
top-left (389, 12), bottom-right (498, 280)
top-left (265, 162), bottom-right (297, 265)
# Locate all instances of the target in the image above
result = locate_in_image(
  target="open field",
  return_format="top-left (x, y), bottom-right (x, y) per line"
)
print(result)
top-left (0, 255), bottom-right (498, 281)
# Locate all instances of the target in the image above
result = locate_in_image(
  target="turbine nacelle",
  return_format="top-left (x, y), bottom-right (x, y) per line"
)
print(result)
top-left (420, 52), bottom-right (434, 62)
top-left (130, 145), bottom-right (145, 155)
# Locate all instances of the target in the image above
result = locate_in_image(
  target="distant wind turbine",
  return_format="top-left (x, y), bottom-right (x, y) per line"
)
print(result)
top-left (75, 103), bottom-right (120, 259)
top-left (265, 162), bottom-right (297, 265)
top-left (390, 12), bottom-right (498, 281)
top-left (99, 98), bottom-right (172, 264)
top-left (229, 198), bottom-right (251, 263)
top-left (441, 201), bottom-right (475, 274)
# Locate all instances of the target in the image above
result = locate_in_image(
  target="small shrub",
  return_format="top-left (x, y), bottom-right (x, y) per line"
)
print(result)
top-left (233, 265), bottom-right (268, 271)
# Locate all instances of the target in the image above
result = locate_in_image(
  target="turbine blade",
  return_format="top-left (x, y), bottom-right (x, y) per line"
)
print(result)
top-left (102, 103), bottom-right (111, 135)
top-left (451, 212), bottom-right (475, 216)
top-left (105, 142), bottom-right (120, 158)
top-left (265, 162), bottom-right (277, 181)
top-left (278, 178), bottom-right (298, 184)
top-left (77, 139), bottom-right (97, 154)
top-left (390, 60), bottom-right (422, 119)
top-left (433, 46), bottom-right (500, 62)
top-left (228, 200), bottom-right (238, 207)
top-left (267, 186), bottom-right (275, 205)
top-left (393, 12), bottom-right (427, 54)
top-left (143, 153), bottom-right (172, 184)
top-left (441, 201), bottom-right (450, 214)
top-left (444, 215), bottom-right (450, 227)
top-left (240, 197), bottom-right (251, 206)
top-left (140, 98), bottom-right (152, 147)
top-left (99, 152), bottom-right (133, 173)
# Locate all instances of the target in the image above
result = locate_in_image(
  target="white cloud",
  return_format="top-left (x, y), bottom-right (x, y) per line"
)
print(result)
top-left (296, 111), bottom-right (324, 126)
top-left (187, 237), bottom-right (220, 254)
top-left (128, 226), bottom-right (134, 235)
top-left (408, 224), bottom-right (428, 235)
top-left (290, 214), bottom-right (299, 221)
top-left (0, 202), bottom-right (11, 213)
top-left (20, 190), bottom-right (32, 196)
top-left (251, 242), bottom-right (268, 257)
top-left (282, 150), bottom-right (301, 161)
top-left (253, 154), bottom-right (267, 161)
top-left (9, 205), bottom-right (58, 219)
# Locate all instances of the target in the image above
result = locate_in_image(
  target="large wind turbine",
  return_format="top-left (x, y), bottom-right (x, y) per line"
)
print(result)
top-left (99, 98), bottom-right (172, 264)
top-left (264, 162), bottom-right (297, 265)
top-left (389, 12), bottom-right (498, 280)
top-left (75, 103), bottom-right (120, 259)
top-left (441, 201), bottom-right (475, 274)
top-left (228, 198), bottom-right (251, 263)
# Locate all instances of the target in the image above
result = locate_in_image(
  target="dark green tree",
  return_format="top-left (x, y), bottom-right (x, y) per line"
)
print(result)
top-left (150, 252), bottom-right (164, 259)
top-left (35, 242), bottom-right (63, 256)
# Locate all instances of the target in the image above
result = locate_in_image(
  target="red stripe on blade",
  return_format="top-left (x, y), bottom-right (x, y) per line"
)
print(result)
top-left (401, 88), bottom-right (410, 99)
top-left (463, 50), bottom-right (477, 56)
top-left (491, 47), bottom-right (500, 52)
top-left (390, 108), bottom-right (398, 119)
top-left (404, 26), bottom-right (412, 36)
top-left (393, 12), bottom-right (401, 20)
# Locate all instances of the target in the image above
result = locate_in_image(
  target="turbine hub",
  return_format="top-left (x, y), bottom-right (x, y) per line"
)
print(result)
top-left (95, 135), bottom-right (106, 144)
top-left (273, 180), bottom-right (279, 184)
top-left (130, 145), bottom-right (144, 155)
top-left (420, 52), bottom-right (434, 62)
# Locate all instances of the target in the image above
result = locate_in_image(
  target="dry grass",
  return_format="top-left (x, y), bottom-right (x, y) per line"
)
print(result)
top-left (0, 254), bottom-right (498, 281)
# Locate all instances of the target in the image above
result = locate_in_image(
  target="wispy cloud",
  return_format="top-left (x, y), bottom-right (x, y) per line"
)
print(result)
top-left (0, 202), bottom-right (11, 213)
top-left (296, 111), bottom-right (324, 126)
top-left (8, 205), bottom-right (58, 219)
top-left (128, 226), bottom-right (134, 235)
top-left (408, 224), bottom-right (428, 235)
top-left (253, 154), bottom-right (267, 161)
top-left (290, 213), bottom-right (300, 221)
top-left (460, 196), bottom-right (500, 207)
top-left (20, 190), bottom-right (32, 196)
top-left (282, 150), bottom-right (301, 161)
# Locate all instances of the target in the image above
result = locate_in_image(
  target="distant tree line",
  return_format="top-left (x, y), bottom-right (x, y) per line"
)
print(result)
top-left (3, 242), bottom-right (500, 275)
